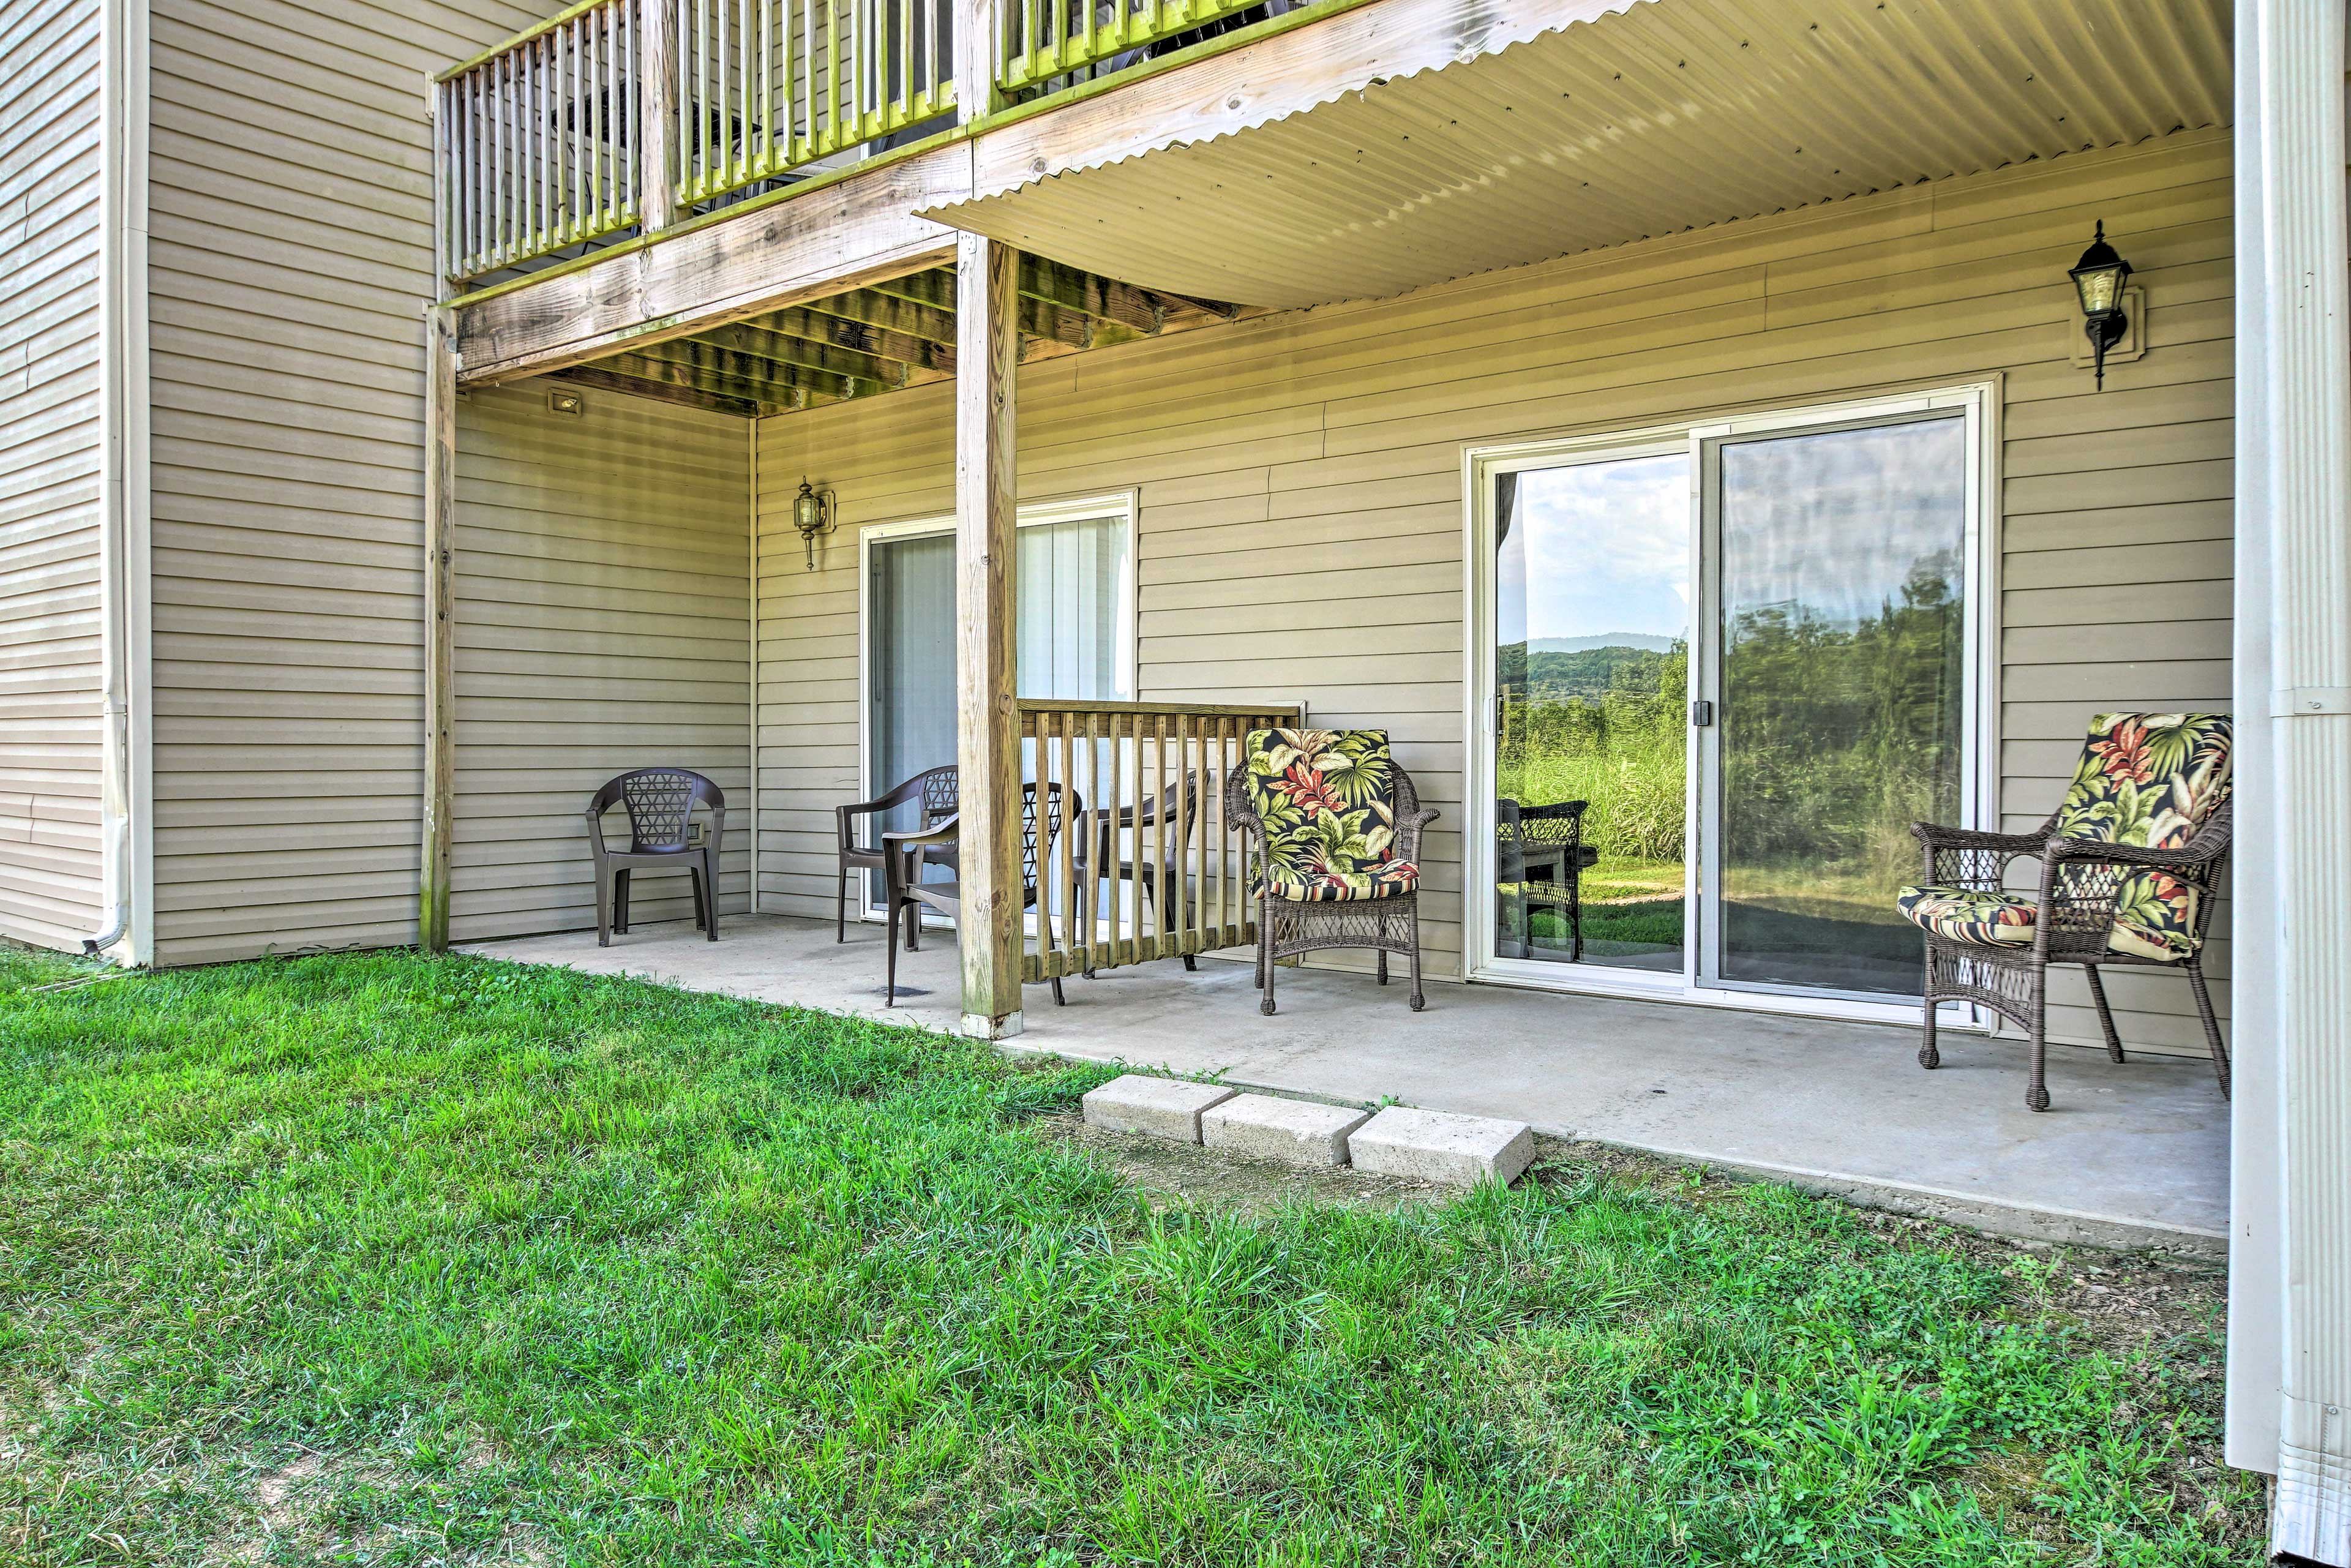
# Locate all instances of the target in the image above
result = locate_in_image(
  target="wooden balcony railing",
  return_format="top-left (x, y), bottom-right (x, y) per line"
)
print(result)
top-left (1019, 699), bottom-right (1300, 984)
top-left (437, 0), bottom-right (641, 282)
top-left (434, 0), bottom-right (1331, 284)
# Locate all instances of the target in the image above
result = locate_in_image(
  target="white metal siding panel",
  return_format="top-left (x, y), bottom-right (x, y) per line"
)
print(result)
top-left (144, 0), bottom-right (559, 964)
top-left (0, 0), bottom-right (105, 951)
top-left (451, 384), bottom-right (752, 943)
top-left (928, 0), bottom-right (2231, 310)
top-left (757, 127), bottom-right (2235, 1057)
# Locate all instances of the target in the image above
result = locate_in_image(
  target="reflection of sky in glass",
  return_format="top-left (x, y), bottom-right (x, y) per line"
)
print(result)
top-left (1720, 418), bottom-right (1967, 633)
top-left (1496, 454), bottom-right (1690, 647)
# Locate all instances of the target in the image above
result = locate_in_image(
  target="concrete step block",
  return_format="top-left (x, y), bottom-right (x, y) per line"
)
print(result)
top-left (1199, 1093), bottom-right (1372, 1168)
top-left (1346, 1106), bottom-right (1535, 1188)
top-left (1081, 1074), bottom-right (1237, 1142)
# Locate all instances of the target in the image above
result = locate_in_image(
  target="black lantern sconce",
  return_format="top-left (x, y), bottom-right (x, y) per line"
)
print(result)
top-left (792, 478), bottom-right (836, 570)
top-left (2069, 221), bottom-right (2134, 391)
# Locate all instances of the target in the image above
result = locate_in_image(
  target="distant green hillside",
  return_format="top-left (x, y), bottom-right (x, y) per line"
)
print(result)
top-left (1500, 642), bottom-right (1677, 703)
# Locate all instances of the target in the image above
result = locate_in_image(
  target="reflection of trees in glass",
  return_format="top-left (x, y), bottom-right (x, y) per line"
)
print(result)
top-left (1720, 550), bottom-right (1964, 891)
top-left (1499, 643), bottom-right (1687, 862)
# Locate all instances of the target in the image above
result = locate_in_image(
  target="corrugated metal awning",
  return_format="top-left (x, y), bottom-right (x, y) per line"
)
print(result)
top-left (920, 0), bottom-right (2230, 309)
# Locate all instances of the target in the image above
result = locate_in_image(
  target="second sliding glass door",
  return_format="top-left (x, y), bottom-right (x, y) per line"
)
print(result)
top-left (1475, 391), bottom-right (1983, 1014)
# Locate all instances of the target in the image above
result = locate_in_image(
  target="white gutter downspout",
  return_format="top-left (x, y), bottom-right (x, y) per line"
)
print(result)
top-left (87, 0), bottom-right (152, 965)
top-left (2240, 2), bottom-right (2351, 1562)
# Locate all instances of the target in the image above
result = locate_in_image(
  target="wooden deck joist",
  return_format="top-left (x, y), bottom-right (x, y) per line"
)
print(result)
top-left (545, 257), bottom-right (1242, 421)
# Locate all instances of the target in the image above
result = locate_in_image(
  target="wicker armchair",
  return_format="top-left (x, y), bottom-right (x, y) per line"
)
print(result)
top-left (1227, 727), bottom-right (1438, 1015)
top-left (1900, 711), bottom-right (2233, 1112)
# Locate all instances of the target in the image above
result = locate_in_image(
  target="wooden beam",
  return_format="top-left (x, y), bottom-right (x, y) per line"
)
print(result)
top-left (795, 283), bottom-right (959, 349)
top-left (689, 319), bottom-right (926, 388)
top-left (615, 342), bottom-right (858, 404)
top-left (452, 144), bottom-right (967, 382)
top-left (747, 305), bottom-right (956, 375)
top-left (954, 230), bottom-right (1024, 1040)
top-left (1018, 255), bottom-right (1162, 333)
top-left (549, 364), bottom-right (773, 419)
top-left (419, 308), bottom-right (458, 953)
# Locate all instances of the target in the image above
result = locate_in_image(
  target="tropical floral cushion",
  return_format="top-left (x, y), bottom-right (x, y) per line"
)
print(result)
top-left (1897, 885), bottom-right (2038, 948)
top-left (1244, 727), bottom-right (1417, 902)
top-left (2055, 712), bottom-right (2232, 961)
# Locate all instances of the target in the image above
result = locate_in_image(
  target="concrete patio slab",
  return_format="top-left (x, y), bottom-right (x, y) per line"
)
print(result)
top-left (467, 913), bottom-right (2232, 1256)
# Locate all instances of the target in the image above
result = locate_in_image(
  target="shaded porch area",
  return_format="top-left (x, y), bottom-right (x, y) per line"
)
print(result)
top-left (467, 912), bottom-right (2229, 1257)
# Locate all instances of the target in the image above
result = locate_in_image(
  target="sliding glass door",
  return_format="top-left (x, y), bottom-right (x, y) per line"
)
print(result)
top-left (1697, 411), bottom-right (1973, 999)
top-left (1472, 391), bottom-right (1984, 1013)
top-left (861, 499), bottom-right (1134, 912)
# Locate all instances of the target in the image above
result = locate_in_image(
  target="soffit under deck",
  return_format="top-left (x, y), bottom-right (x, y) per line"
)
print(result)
top-left (916, 0), bottom-right (2232, 310)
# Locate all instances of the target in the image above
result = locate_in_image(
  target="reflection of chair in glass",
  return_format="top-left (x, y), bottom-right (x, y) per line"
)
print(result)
top-left (834, 765), bottom-right (958, 945)
top-left (1496, 798), bottom-right (1597, 961)
top-left (1229, 728), bottom-right (1434, 1015)
top-left (1071, 773), bottom-right (1204, 977)
top-left (1898, 712), bottom-right (2232, 1112)
top-left (880, 782), bottom-right (1078, 1009)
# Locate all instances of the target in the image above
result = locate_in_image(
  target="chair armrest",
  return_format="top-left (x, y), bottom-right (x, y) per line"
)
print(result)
top-left (1398, 806), bottom-right (1439, 863)
top-left (1913, 820), bottom-right (2049, 890)
top-left (2047, 833), bottom-right (2228, 874)
top-left (882, 816), bottom-right (962, 852)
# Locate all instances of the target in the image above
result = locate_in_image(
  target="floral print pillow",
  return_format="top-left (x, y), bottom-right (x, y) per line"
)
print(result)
top-left (1243, 728), bottom-right (1418, 901)
top-left (2055, 712), bottom-right (2232, 961)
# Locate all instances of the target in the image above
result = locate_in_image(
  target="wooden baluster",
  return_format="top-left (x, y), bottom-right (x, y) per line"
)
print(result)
top-left (1058, 710), bottom-right (1077, 978)
top-left (759, 0), bottom-right (774, 173)
top-left (1174, 711), bottom-right (1192, 952)
top-left (1109, 710), bottom-right (1123, 966)
top-left (1149, 715), bottom-right (1165, 960)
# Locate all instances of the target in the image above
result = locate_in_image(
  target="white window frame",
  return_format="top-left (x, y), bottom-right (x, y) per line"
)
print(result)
top-left (1461, 382), bottom-right (2002, 1027)
top-left (853, 489), bottom-right (1141, 925)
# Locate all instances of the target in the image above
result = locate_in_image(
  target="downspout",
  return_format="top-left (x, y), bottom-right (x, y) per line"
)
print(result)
top-left (2246, 2), bottom-right (2351, 1562)
top-left (86, 0), bottom-right (151, 963)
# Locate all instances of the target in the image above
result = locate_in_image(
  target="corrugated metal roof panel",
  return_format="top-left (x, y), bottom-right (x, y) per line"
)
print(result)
top-left (923, 0), bottom-right (2230, 308)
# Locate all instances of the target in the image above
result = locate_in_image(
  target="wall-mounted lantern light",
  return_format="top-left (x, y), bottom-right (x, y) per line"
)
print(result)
top-left (2069, 221), bottom-right (2134, 391)
top-left (793, 478), bottom-right (836, 570)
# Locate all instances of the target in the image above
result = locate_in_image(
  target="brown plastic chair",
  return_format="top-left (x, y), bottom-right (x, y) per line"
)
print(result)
top-left (880, 782), bottom-right (1077, 1008)
top-left (587, 768), bottom-right (724, 947)
top-left (1070, 771), bottom-right (1205, 977)
top-left (834, 765), bottom-right (958, 945)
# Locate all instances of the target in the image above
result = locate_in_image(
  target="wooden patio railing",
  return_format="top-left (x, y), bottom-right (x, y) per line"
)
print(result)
top-left (997, 0), bottom-right (1308, 97)
top-left (1020, 699), bottom-right (1299, 983)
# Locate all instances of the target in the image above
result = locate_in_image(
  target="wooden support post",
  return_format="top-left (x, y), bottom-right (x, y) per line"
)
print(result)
top-left (954, 231), bottom-right (1022, 1038)
top-left (638, 0), bottom-right (679, 231)
top-left (419, 307), bottom-right (459, 953)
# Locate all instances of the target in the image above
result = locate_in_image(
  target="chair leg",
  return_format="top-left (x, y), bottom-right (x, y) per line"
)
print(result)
top-left (2027, 961), bottom-right (2052, 1112)
top-left (594, 866), bottom-right (612, 948)
top-left (2081, 964), bottom-right (2123, 1061)
top-left (1377, 937), bottom-right (1389, 986)
top-left (689, 866), bottom-right (707, 932)
top-left (1570, 877), bottom-right (1584, 964)
top-left (614, 869), bottom-right (630, 933)
top-left (836, 863), bottom-right (849, 942)
top-left (701, 849), bottom-right (719, 940)
top-left (886, 898), bottom-right (902, 1006)
top-left (1408, 904), bottom-right (1425, 1011)
top-left (1918, 950), bottom-right (1941, 1069)
top-left (1259, 896), bottom-right (1277, 1016)
top-left (2187, 959), bottom-right (2230, 1098)
top-left (1051, 976), bottom-right (1066, 1007)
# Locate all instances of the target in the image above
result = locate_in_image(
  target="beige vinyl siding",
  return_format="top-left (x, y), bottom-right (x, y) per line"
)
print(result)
top-left (0, 0), bottom-right (105, 951)
top-left (754, 126), bottom-right (2233, 1057)
top-left (144, 0), bottom-right (560, 963)
top-left (451, 384), bottom-right (751, 942)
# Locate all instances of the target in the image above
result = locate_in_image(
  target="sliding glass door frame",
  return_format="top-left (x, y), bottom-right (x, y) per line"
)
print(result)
top-left (853, 490), bottom-right (1139, 928)
top-left (1463, 383), bottom-right (2000, 1026)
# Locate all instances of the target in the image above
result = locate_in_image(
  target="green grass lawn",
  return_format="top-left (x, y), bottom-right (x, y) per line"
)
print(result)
top-left (0, 945), bottom-right (2259, 1566)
